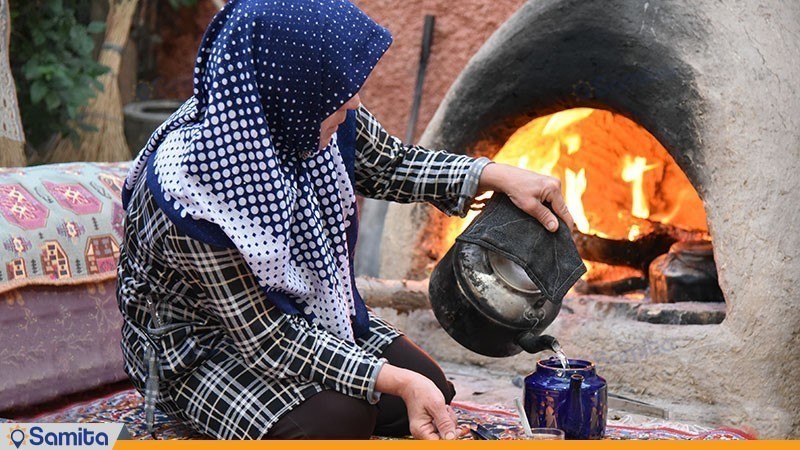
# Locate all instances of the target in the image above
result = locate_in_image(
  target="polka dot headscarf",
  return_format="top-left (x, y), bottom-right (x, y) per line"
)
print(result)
top-left (122, 0), bottom-right (392, 342)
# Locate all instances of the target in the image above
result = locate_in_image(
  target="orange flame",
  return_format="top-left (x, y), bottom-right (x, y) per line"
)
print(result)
top-left (565, 168), bottom-right (590, 234)
top-left (541, 108), bottom-right (594, 136)
top-left (621, 155), bottom-right (659, 220)
top-left (443, 108), bottom-right (709, 261)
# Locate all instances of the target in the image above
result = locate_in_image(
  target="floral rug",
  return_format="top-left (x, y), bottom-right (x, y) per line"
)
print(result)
top-left (1, 389), bottom-right (754, 440)
top-left (454, 401), bottom-right (755, 440)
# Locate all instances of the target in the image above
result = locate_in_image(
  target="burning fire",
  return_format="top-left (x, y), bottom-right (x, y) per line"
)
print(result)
top-left (621, 155), bottom-right (659, 220)
top-left (445, 108), bottom-right (709, 274)
top-left (565, 168), bottom-right (589, 233)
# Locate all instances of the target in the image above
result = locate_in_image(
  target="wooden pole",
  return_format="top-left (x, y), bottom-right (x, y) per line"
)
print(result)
top-left (0, 0), bottom-right (27, 167)
top-left (356, 277), bottom-right (430, 312)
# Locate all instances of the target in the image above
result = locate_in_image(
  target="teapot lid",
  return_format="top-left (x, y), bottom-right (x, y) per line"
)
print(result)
top-left (488, 251), bottom-right (541, 293)
top-left (454, 241), bottom-right (553, 331)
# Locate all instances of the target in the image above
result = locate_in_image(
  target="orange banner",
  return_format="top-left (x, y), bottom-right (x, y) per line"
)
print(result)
top-left (114, 440), bottom-right (796, 450)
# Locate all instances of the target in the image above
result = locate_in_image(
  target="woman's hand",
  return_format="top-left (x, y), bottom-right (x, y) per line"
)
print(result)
top-left (375, 364), bottom-right (460, 440)
top-left (478, 163), bottom-right (574, 232)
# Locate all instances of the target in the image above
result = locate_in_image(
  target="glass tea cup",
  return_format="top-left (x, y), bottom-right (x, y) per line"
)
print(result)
top-left (525, 428), bottom-right (565, 440)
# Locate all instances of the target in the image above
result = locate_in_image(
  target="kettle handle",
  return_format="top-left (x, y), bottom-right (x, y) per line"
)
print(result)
top-left (516, 332), bottom-right (560, 354)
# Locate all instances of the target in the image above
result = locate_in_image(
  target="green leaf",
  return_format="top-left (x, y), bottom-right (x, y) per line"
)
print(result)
top-left (66, 128), bottom-right (81, 146)
top-left (72, 85), bottom-right (95, 103)
top-left (168, 0), bottom-right (200, 9)
top-left (31, 29), bottom-right (46, 46)
top-left (49, 0), bottom-right (64, 16)
top-left (87, 21), bottom-right (106, 34)
top-left (66, 105), bottom-right (78, 120)
top-left (45, 91), bottom-right (61, 110)
top-left (22, 63), bottom-right (51, 80)
top-left (30, 81), bottom-right (47, 103)
top-left (77, 121), bottom-right (98, 133)
top-left (90, 77), bottom-right (105, 92)
top-left (52, 72), bottom-right (74, 90)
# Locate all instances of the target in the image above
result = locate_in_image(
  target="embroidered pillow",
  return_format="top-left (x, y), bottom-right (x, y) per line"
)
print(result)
top-left (0, 162), bottom-right (130, 294)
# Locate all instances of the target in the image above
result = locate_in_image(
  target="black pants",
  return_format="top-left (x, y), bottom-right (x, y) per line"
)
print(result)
top-left (266, 336), bottom-right (455, 439)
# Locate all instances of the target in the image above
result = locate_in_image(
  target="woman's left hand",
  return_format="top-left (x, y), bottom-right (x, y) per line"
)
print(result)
top-left (376, 364), bottom-right (461, 440)
top-left (478, 163), bottom-right (574, 232)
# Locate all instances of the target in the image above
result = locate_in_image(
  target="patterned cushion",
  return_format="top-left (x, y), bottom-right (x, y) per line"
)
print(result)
top-left (0, 162), bottom-right (130, 294)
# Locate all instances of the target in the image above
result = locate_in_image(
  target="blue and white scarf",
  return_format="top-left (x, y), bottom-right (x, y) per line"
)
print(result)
top-left (122, 0), bottom-right (392, 341)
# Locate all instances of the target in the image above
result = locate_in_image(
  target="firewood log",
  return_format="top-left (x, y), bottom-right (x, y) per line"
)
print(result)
top-left (573, 220), bottom-right (708, 271)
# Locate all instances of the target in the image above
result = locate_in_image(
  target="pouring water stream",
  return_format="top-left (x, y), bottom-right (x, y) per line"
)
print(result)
top-left (550, 338), bottom-right (570, 373)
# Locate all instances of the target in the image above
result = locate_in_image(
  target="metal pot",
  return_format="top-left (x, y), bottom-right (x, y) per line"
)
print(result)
top-left (429, 239), bottom-right (562, 357)
top-left (524, 358), bottom-right (607, 439)
top-left (123, 100), bottom-right (184, 155)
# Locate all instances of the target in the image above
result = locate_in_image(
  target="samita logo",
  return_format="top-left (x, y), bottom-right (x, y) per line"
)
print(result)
top-left (2, 423), bottom-right (123, 449)
top-left (6, 425), bottom-right (26, 448)
top-left (27, 427), bottom-right (109, 446)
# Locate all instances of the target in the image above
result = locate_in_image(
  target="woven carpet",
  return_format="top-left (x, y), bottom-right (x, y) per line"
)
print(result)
top-left (1, 389), bottom-right (754, 440)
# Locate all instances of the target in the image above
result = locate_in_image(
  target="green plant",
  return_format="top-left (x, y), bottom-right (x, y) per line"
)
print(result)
top-left (167, 0), bottom-right (198, 9)
top-left (9, 0), bottom-right (108, 148)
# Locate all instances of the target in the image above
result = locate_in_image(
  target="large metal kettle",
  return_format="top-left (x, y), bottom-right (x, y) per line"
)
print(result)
top-left (428, 193), bottom-right (585, 357)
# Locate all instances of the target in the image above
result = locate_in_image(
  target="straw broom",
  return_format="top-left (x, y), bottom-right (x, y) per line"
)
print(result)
top-left (47, 0), bottom-right (139, 163)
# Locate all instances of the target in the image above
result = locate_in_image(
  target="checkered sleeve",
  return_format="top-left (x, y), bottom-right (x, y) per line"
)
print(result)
top-left (164, 234), bottom-right (386, 403)
top-left (355, 105), bottom-right (492, 217)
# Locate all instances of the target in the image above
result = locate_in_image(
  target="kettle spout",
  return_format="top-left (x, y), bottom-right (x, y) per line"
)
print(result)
top-left (516, 332), bottom-right (560, 354)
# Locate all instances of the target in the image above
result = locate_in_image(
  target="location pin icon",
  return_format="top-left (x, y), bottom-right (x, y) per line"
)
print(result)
top-left (10, 429), bottom-right (24, 449)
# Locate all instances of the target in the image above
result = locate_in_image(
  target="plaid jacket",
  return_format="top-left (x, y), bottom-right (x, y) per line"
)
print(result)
top-left (116, 106), bottom-right (490, 438)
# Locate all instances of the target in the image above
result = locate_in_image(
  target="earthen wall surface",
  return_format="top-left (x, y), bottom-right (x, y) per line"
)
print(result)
top-left (351, 0), bottom-right (526, 140)
top-left (154, 0), bottom-right (526, 141)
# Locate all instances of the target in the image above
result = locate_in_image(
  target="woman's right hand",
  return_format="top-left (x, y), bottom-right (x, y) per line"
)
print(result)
top-left (375, 363), bottom-right (459, 440)
top-left (478, 162), bottom-right (574, 232)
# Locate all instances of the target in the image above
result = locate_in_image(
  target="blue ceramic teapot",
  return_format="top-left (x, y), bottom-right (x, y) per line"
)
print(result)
top-left (523, 358), bottom-right (607, 439)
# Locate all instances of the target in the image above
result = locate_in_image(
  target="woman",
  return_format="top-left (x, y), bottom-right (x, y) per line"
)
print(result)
top-left (117, 0), bottom-right (573, 440)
